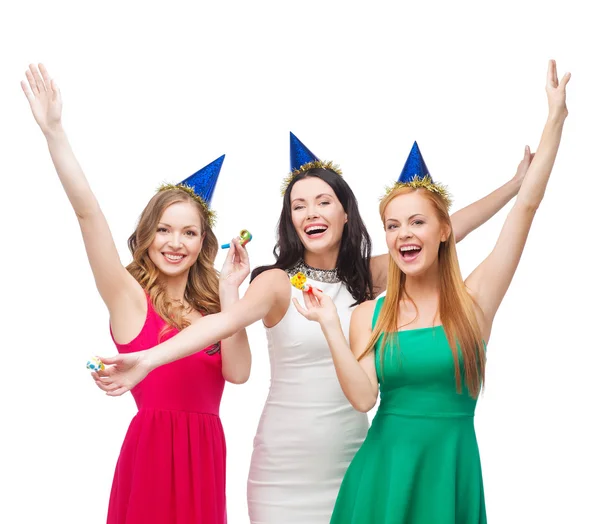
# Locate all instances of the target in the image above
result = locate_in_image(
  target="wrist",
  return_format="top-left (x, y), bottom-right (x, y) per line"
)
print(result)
top-left (219, 284), bottom-right (240, 305)
top-left (320, 314), bottom-right (342, 332)
top-left (507, 175), bottom-right (521, 193)
top-left (142, 349), bottom-right (160, 372)
top-left (43, 124), bottom-right (66, 140)
top-left (547, 109), bottom-right (568, 124)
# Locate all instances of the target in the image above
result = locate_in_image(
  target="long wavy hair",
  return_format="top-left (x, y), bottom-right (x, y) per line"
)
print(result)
top-left (361, 186), bottom-right (485, 397)
top-left (126, 189), bottom-right (220, 334)
top-left (251, 168), bottom-right (373, 305)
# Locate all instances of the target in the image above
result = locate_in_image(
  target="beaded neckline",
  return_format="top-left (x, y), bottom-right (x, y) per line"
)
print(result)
top-left (286, 260), bottom-right (340, 284)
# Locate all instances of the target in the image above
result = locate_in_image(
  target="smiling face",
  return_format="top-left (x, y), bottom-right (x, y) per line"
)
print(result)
top-left (383, 190), bottom-right (450, 277)
top-left (147, 201), bottom-right (205, 278)
top-left (290, 176), bottom-right (348, 256)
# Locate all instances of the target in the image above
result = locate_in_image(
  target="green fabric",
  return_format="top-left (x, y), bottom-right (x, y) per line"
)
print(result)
top-left (330, 297), bottom-right (486, 523)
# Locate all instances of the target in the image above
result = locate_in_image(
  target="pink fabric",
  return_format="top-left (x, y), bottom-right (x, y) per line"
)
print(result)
top-left (107, 295), bottom-right (226, 523)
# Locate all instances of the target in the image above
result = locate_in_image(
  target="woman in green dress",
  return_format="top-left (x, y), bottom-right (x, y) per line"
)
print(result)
top-left (293, 59), bottom-right (570, 524)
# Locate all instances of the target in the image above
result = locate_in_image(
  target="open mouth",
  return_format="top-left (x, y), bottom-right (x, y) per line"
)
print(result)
top-left (162, 252), bottom-right (186, 264)
top-left (304, 224), bottom-right (329, 238)
top-left (399, 245), bottom-right (422, 262)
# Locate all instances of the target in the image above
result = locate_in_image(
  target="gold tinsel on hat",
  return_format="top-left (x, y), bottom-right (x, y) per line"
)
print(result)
top-left (157, 183), bottom-right (217, 227)
top-left (281, 160), bottom-right (343, 196)
top-left (383, 174), bottom-right (453, 208)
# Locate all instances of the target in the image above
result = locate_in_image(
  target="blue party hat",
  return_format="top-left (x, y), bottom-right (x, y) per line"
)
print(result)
top-left (158, 155), bottom-right (225, 226)
top-left (282, 132), bottom-right (342, 195)
top-left (398, 142), bottom-right (431, 183)
top-left (383, 141), bottom-right (451, 206)
top-left (290, 132), bottom-right (319, 172)
top-left (179, 154), bottom-right (225, 205)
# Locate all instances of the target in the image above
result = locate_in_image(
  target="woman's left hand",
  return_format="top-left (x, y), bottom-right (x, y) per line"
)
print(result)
top-left (293, 288), bottom-right (340, 326)
top-left (546, 59), bottom-right (571, 120)
top-left (219, 238), bottom-right (250, 291)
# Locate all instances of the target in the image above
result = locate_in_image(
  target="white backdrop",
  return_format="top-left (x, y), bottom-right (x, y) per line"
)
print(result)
top-left (1, 1), bottom-right (598, 522)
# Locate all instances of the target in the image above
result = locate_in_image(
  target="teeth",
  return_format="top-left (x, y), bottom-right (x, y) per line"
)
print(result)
top-left (400, 246), bottom-right (420, 252)
top-left (165, 254), bottom-right (184, 260)
top-left (306, 226), bottom-right (327, 233)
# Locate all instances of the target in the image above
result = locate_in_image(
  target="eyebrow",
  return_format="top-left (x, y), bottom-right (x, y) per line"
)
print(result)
top-left (158, 223), bottom-right (200, 229)
top-left (291, 193), bottom-right (334, 203)
top-left (385, 214), bottom-right (426, 222)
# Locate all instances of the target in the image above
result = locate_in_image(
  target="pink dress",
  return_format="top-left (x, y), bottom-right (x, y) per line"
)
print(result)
top-left (107, 295), bottom-right (226, 523)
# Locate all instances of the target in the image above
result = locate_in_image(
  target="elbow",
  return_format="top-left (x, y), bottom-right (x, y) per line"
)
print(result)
top-left (516, 197), bottom-right (541, 214)
top-left (224, 370), bottom-right (250, 385)
top-left (76, 202), bottom-right (103, 222)
top-left (222, 359), bottom-right (252, 385)
top-left (351, 396), bottom-right (377, 413)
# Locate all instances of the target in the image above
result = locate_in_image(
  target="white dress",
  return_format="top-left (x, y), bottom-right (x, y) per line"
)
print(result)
top-left (247, 268), bottom-right (369, 523)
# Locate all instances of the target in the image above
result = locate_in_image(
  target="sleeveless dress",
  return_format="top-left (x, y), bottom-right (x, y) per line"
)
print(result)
top-left (330, 296), bottom-right (486, 524)
top-left (107, 294), bottom-right (227, 524)
top-left (247, 269), bottom-right (369, 523)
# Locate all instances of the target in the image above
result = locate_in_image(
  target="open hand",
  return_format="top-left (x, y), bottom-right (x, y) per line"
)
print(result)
top-left (91, 352), bottom-right (151, 397)
top-left (21, 64), bottom-right (63, 135)
top-left (292, 288), bottom-right (340, 326)
top-left (512, 145), bottom-right (536, 186)
top-left (546, 59), bottom-right (571, 120)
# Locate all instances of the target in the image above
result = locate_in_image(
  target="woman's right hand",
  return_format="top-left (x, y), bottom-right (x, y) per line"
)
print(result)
top-left (21, 63), bottom-right (62, 135)
top-left (91, 352), bottom-right (153, 397)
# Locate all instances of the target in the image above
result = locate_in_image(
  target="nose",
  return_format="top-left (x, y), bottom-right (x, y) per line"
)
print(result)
top-left (306, 203), bottom-right (320, 220)
top-left (168, 233), bottom-right (183, 249)
top-left (397, 225), bottom-right (413, 240)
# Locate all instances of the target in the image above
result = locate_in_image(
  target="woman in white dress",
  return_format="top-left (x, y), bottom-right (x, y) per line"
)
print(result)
top-left (95, 134), bottom-right (533, 523)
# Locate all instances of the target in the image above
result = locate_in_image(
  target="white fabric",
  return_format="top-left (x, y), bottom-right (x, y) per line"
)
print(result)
top-left (247, 278), bottom-right (369, 523)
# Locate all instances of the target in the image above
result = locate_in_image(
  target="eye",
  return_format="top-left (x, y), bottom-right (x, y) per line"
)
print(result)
top-left (412, 220), bottom-right (424, 226)
top-left (185, 230), bottom-right (197, 236)
top-left (386, 224), bottom-right (398, 230)
top-left (319, 201), bottom-right (331, 206)
top-left (293, 205), bottom-right (306, 211)
top-left (157, 227), bottom-right (168, 233)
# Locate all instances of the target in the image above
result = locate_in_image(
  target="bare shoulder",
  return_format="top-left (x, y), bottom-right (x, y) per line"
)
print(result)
top-left (251, 268), bottom-right (291, 292)
top-left (352, 299), bottom-right (378, 325)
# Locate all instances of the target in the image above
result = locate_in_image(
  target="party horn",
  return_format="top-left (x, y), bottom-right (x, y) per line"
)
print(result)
top-left (290, 272), bottom-right (322, 294)
top-left (221, 229), bottom-right (252, 249)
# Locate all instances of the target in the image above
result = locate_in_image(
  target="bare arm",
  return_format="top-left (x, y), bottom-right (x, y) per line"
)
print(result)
top-left (466, 60), bottom-right (570, 340)
top-left (451, 146), bottom-right (534, 243)
top-left (218, 240), bottom-right (252, 385)
top-left (294, 291), bottom-right (379, 412)
top-left (22, 64), bottom-right (145, 334)
top-left (98, 269), bottom-right (291, 395)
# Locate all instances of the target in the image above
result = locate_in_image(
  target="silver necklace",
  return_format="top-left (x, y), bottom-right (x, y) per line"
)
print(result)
top-left (287, 260), bottom-right (340, 284)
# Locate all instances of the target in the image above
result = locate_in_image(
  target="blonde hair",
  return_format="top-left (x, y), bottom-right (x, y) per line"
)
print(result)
top-left (126, 189), bottom-right (220, 336)
top-left (361, 186), bottom-right (485, 397)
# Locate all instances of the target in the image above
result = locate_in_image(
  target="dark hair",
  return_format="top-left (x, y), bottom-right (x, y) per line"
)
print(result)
top-left (251, 168), bottom-right (373, 305)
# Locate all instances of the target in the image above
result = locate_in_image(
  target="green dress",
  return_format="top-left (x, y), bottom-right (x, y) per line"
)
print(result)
top-left (330, 297), bottom-right (486, 524)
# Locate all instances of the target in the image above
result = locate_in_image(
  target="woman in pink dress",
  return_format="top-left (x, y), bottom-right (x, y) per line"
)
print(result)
top-left (22, 63), bottom-right (251, 524)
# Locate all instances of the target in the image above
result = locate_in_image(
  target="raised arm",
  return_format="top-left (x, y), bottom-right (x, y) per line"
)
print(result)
top-left (294, 291), bottom-right (379, 412)
top-left (466, 60), bottom-right (570, 339)
top-left (370, 150), bottom-right (533, 293)
top-left (451, 146), bottom-right (534, 242)
top-left (218, 238), bottom-right (252, 384)
top-left (97, 269), bottom-right (291, 395)
top-left (22, 64), bottom-right (144, 327)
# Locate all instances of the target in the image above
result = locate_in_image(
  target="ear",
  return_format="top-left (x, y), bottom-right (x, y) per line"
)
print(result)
top-left (440, 224), bottom-right (451, 243)
top-left (344, 213), bottom-right (348, 224)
